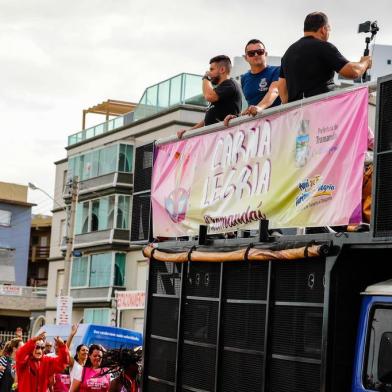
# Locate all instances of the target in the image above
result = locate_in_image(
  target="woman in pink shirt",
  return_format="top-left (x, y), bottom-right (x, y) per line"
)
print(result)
top-left (69, 345), bottom-right (110, 392)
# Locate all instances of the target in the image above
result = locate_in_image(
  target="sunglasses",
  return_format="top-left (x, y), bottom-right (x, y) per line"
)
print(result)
top-left (35, 344), bottom-right (45, 350)
top-left (246, 49), bottom-right (265, 57)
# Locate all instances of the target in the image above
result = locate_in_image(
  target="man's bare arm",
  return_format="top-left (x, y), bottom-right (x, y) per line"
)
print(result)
top-left (244, 81), bottom-right (280, 116)
top-left (277, 78), bottom-right (288, 104)
top-left (177, 120), bottom-right (205, 139)
top-left (202, 77), bottom-right (219, 103)
top-left (339, 56), bottom-right (372, 79)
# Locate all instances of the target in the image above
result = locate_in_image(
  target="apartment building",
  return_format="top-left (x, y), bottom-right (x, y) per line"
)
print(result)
top-left (0, 182), bottom-right (47, 337)
top-left (45, 73), bottom-right (206, 331)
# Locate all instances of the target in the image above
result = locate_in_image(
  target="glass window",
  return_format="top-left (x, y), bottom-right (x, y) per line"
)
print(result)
top-left (98, 145), bottom-right (117, 176)
top-left (118, 144), bottom-right (133, 173)
top-left (75, 202), bottom-right (89, 234)
top-left (364, 307), bottom-right (392, 390)
top-left (117, 196), bottom-right (130, 229)
top-left (91, 200), bottom-right (100, 231)
top-left (82, 150), bottom-right (99, 180)
top-left (71, 256), bottom-right (88, 287)
top-left (89, 253), bottom-right (112, 287)
top-left (83, 308), bottom-right (110, 325)
top-left (0, 210), bottom-right (12, 227)
top-left (114, 253), bottom-right (126, 286)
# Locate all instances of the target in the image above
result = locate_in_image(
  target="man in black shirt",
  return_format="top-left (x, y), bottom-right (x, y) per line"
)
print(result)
top-left (177, 55), bottom-right (241, 138)
top-left (278, 12), bottom-right (372, 103)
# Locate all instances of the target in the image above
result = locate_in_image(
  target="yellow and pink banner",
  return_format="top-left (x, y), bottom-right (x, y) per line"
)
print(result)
top-left (151, 88), bottom-right (368, 237)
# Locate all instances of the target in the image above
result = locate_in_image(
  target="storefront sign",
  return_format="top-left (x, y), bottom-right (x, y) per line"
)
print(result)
top-left (116, 290), bottom-right (145, 310)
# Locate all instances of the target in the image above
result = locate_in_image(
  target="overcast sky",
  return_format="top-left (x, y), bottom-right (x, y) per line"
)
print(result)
top-left (1, 0), bottom-right (392, 214)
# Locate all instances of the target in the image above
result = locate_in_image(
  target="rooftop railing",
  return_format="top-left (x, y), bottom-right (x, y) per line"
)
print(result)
top-left (68, 73), bottom-right (207, 147)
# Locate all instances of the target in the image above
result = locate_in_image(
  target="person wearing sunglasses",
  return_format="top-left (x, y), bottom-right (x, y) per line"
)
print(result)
top-left (15, 332), bottom-right (69, 392)
top-left (224, 39), bottom-right (281, 126)
top-left (177, 55), bottom-right (242, 138)
top-left (278, 12), bottom-right (372, 103)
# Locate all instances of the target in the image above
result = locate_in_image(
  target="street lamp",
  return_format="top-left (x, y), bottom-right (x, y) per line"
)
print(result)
top-left (28, 179), bottom-right (79, 298)
top-left (27, 182), bottom-right (65, 210)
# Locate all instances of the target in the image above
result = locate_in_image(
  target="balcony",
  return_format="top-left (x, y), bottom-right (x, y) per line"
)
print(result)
top-left (70, 286), bottom-right (125, 303)
top-left (0, 284), bottom-right (47, 311)
top-left (69, 229), bottom-right (130, 250)
top-left (29, 245), bottom-right (50, 262)
top-left (67, 73), bottom-right (207, 147)
top-left (64, 172), bottom-right (133, 201)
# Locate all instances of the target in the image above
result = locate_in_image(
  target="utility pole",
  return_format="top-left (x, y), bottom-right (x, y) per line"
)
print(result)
top-left (62, 176), bottom-right (78, 296)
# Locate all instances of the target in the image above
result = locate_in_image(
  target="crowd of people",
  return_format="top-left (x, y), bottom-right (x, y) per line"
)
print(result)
top-left (0, 325), bottom-right (142, 392)
top-left (178, 11), bottom-right (372, 138)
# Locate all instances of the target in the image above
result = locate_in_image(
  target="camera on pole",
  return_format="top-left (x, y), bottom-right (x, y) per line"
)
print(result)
top-left (358, 20), bottom-right (379, 82)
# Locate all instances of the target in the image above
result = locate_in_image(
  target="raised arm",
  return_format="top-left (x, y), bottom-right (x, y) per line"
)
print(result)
top-left (47, 337), bottom-right (70, 374)
top-left (16, 332), bottom-right (46, 366)
top-left (66, 324), bottom-right (79, 367)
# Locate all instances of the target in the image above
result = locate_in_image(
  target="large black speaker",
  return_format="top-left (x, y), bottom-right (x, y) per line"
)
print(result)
top-left (372, 74), bottom-right (392, 237)
top-left (130, 142), bottom-right (154, 243)
top-left (143, 258), bottom-right (326, 392)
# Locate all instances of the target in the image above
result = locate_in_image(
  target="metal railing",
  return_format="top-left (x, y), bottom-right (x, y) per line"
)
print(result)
top-left (0, 331), bottom-right (29, 344)
top-left (0, 284), bottom-right (47, 297)
top-left (29, 245), bottom-right (50, 261)
top-left (67, 73), bottom-right (207, 147)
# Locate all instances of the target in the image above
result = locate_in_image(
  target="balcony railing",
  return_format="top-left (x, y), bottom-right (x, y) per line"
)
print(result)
top-left (67, 73), bottom-right (207, 147)
top-left (29, 245), bottom-right (50, 261)
top-left (0, 284), bottom-right (47, 297)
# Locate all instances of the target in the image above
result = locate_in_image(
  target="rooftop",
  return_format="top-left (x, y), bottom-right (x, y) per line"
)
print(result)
top-left (68, 73), bottom-right (207, 147)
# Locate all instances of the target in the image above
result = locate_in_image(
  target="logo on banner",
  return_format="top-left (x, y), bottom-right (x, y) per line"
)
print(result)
top-left (164, 151), bottom-right (190, 223)
top-left (296, 175), bottom-right (336, 208)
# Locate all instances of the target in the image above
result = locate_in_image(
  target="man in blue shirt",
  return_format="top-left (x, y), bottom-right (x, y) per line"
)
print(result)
top-left (225, 39), bottom-right (280, 125)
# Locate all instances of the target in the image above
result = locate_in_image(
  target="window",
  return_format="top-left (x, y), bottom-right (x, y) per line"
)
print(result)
top-left (99, 145), bottom-right (117, 175)
top-left (118, 144), bottom-right (133, 172)
top-left (117, 195), bottom-right (130, 229)
top-left (114, 253), bottom-right (126, 286)
top-left (0, 248), bottom-right (16, 282)
top-left (71, 256), bottom-right (88, 287)
top-left (364, 307), bottom-right (392, 390)
top-left (75, 195), bottom-right (129, 234)
top-left (0, 210), bottom-right (12, 227)
top-left (75, 202), bottom-right (89, 234)
top-left (90, 253), bottom-right (112, 287)
top-left (62, 170), bottom-right (68, 191)
top-left (142, 150), bottom-right (153, 169)
top-left (71, 252), bottom-right (126, 288)
top-left (387, 59), bottom-right (391, 65)
top-left (59, 219), bottom-right (66, 245)
top-left (68, 144), bottom-right (134, 181)
top-left (83, 308), bottom-right (110, 325)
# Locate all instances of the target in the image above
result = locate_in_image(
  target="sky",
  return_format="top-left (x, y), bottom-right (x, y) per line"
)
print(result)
top-left (1, 0), bottom-right (392, 215)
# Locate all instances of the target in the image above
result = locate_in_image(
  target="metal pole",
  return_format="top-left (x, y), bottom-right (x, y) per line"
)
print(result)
top-left (62, 176), bottom-right (78, 296)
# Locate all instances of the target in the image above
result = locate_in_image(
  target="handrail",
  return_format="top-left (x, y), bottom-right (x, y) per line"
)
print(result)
top-left (0, 284), bottom-right (47, 297)
top-left (155, 81), bottom-right (377, 147)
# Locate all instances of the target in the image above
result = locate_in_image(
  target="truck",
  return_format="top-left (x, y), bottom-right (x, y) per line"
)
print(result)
top-left (136, 73), bottom-right (392, 392)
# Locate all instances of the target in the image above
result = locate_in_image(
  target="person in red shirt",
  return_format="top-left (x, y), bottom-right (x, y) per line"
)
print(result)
top-left (15, 332), bottom-right (69, 392)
